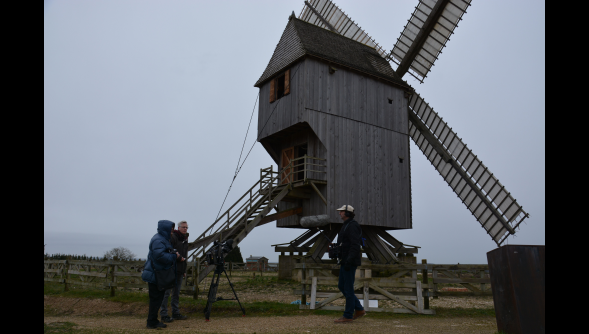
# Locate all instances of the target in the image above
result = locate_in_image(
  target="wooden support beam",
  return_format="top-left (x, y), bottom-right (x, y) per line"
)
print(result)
top-left (257, 207), bottom-right (302, 226)
top-left (395, 0), bottom-right (451, 78)
top-left (309, 181), bottom-right (327, 206)
top-left (303, 1), bottom-right (339, 34)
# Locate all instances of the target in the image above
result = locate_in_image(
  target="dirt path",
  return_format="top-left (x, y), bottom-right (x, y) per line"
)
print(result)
top-left (45, 315), bottom-right (497, 334)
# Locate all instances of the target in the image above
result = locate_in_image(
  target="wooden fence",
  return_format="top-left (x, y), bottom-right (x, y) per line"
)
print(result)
top-left (44, 259), bottom-right (202, 297)
top-left (294, 261), bottom-right (491, 315)
top-left (44, 259), bottom-right (279, 297)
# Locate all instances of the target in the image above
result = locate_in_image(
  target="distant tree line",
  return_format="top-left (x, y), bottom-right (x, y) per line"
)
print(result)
top-left (44, 246), bottom-right (247, 263)
top-left (44, 247), bottom-right (141, 261)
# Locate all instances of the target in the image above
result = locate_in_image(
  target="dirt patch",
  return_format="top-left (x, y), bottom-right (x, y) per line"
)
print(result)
top-left (44, 295), bottom-right (148, 316)
top-left (45, 315), bottom-right (497, 333)
top-left (44, 315), bottom-right (497, 333)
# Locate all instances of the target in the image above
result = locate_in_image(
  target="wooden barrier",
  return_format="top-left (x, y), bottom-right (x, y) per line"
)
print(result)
top-left (293, 261), bottom-right (491, 315)
top-left (44, 259), bottom-right (202, 298)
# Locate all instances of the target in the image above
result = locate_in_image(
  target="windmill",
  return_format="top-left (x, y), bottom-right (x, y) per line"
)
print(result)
top-left (187, 0), bottom-right (529, 281)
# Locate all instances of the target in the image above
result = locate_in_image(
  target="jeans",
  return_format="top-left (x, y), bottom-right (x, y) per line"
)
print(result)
top-left (160, 275), bottom-right (183, 317)
top-left (147, 283), bottom-right (166, 326)
top-left (338, 265), bottom-right (364, 319)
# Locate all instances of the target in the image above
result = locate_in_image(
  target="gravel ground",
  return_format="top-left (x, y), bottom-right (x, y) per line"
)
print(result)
top-left (44, 315), bottom-right (497, 333)
top-left (45, 272), bottom-right (497, 333)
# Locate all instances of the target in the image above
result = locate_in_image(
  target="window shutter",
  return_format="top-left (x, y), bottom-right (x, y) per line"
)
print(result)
top-left (284, 69), bottom-right (290, 95)
top-left (269, 79), bottom-right (275, 103)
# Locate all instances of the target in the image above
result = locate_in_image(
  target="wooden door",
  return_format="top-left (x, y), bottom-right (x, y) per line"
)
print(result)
top-left (281, 147), bottom-right (294, 184)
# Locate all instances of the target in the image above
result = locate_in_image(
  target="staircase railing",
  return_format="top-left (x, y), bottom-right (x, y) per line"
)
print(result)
top-left (188, 156), bottom-right (326, 262)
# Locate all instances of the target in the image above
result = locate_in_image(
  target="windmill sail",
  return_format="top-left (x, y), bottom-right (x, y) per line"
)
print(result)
top-left (299, 0), bottom-right (387, 57)
top-left (408, 93), bottom-right (528, 245)
top-left (389, 0), bottom-right (472, 82)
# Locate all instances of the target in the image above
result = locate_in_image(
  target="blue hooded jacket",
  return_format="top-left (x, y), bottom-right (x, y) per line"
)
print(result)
top-left (141, 220), bottom-right (177, 284)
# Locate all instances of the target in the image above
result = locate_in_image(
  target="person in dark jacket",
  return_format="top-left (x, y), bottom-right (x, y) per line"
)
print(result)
top-left (141, 220), bottom-right (180, 329)
top-left (160, 220), bottom-right (189, 322)
top-left (334, 205), bottom-right (365, 323)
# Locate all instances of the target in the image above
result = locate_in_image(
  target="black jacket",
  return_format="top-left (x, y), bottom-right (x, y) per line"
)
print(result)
top-left (170, 231), bottom-right (189, 274)
top-left (336, 218), bottom-right (362, 266)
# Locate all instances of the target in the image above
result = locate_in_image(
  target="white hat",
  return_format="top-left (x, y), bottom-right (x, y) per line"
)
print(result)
top-left (336, 205), bottom-right (354, 213)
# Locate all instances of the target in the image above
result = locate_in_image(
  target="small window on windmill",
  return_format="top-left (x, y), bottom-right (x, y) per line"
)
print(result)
top-left (388, 98), bottom-right (393, 104)
top-left (269, 69), bottom-right (290, 103)
top-left (399, 156), bottom-right (404, 163)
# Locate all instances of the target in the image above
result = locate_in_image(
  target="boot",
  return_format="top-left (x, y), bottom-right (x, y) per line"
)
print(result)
top-left (161, 316), bottom-right (174, 323)
top-left (146, 322), bottom-right (167, 329)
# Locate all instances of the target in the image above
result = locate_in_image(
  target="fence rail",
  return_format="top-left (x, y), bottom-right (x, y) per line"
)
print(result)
top-left (293, 261), bottom-right (491, 315)
top-left (44, 259), bottom-right (279, 297)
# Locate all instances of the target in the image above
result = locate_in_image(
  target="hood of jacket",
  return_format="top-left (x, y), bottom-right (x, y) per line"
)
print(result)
top-left (157, 220), bottom-right (174, 240)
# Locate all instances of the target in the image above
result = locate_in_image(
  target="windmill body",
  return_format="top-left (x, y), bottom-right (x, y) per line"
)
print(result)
top-left (255, 17), bottom-right (413, 232)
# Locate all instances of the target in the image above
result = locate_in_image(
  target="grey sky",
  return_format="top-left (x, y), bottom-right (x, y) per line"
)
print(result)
top-left (44, 0), bottom-right (545, 263)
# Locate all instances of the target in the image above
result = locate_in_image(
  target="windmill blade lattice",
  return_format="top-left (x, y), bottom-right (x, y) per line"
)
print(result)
top-left (408, 93), bottom-right (528, 245)
top-left (389, 0), bottom-right (472, 82)
top-left (299, 0), bottom-right (387, 57)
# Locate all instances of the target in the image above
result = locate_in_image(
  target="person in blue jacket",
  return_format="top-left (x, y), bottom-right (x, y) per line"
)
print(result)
top-left (142, 220), bottom-right (180, 329)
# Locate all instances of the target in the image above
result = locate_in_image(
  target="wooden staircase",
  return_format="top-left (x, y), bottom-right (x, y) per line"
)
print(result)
top-left (188, 156), bottom-right (326, 284)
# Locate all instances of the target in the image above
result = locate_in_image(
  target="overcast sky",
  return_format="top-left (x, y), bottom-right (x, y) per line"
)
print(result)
top-left (44, 0), bottom-right (545, 263)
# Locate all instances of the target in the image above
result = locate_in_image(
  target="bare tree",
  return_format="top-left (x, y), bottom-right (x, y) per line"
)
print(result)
top-left (104, 247), bottom-right (136, 261)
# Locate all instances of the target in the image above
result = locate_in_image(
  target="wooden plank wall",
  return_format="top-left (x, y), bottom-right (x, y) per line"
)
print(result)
top-left (258, 57), bottom-right (411, 230)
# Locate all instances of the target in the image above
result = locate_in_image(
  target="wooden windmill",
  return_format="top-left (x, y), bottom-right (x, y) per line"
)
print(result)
top-left (188, 0), bottom-right (529, 281)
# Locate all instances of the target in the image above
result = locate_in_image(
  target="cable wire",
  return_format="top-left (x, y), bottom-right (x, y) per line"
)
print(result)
top-left (210, 61), bottom-right (303, 239)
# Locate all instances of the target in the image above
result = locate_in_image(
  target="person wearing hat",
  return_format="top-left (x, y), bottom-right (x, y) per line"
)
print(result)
top-left (334, 205), bottom-right (365, 323)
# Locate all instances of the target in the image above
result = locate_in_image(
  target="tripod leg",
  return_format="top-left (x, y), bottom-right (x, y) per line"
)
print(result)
top-left (204, 271), bottom-right (221, 321)
top-left (223, 269), bottom-right (245, 316)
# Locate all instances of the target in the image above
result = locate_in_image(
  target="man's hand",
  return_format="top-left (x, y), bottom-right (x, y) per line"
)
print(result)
top-left (176, 252), bottom-right (181, 259)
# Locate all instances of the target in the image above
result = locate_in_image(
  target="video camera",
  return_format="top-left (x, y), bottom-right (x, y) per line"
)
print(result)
top-left (205, 239), bottom-right (234, 266)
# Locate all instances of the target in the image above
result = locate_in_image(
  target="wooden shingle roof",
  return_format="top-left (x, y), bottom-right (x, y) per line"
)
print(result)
top-left (254, 17), bottom-right (411, 90)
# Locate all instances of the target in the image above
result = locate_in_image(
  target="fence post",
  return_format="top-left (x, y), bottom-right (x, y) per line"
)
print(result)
top-left (64, 257), bottom-right (70, 292)
top-left (433, 268), bottom-right (438, 299)
top-left (362, 268), bottom-right (370, 311)
top-left (422, 259), bottom-right (430, 310)
top-left (194, 257), bottom-right (199, 300)
top-left (300, 259), bottom-right (307, 306)
top-left (410, 269), bottom-right (417, 306)
top-left (110, 261), bottom-right (116, 297)
top-left (480, 270), bottom-right (486, 292)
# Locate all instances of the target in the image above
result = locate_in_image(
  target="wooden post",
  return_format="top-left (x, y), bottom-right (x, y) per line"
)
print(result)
top-left (110, 261), bottom-right (116, 297)
top-left (194, 257), bottom-right (199, 300)
top-left (310, 276), bottom-right (317, 309)
top-left (410, 269), bottom-right (417, 306)
top-left (480, 270), bottom-right (486, 292)
top-left (433, 269), bottom-right (438, 299)
top-left (301, 260), bottom-right (307, 306)
top-left (363, 268), bottom-right (371, 311)
top-left (64, 257), bottom-right (70, 292)
top-left (304, 155), bottom-right (307, 181)
top-left (416, 281), bottom-right (424, 313)
top-left (422, 259), bottom-right (430, 310)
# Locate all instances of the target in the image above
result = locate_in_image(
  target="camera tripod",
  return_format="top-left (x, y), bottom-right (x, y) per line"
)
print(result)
top-left (204, 262), bottom-right (245, 321)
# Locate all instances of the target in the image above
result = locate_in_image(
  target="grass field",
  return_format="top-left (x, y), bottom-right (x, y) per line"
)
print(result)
top-left (44, 270), bottom-right (499, 333)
